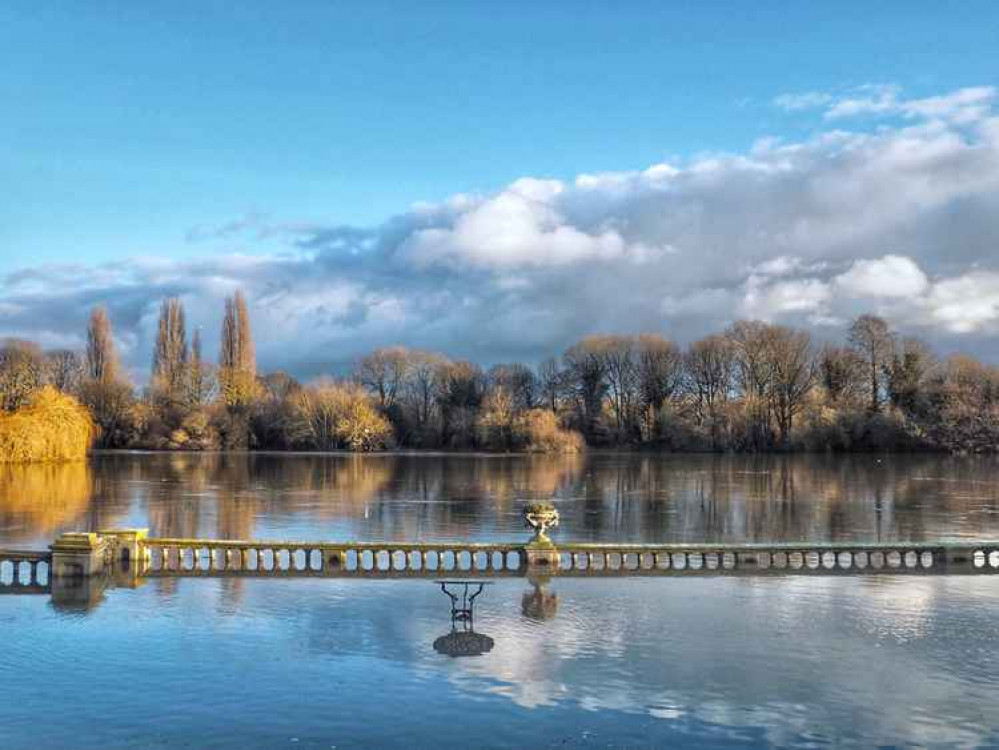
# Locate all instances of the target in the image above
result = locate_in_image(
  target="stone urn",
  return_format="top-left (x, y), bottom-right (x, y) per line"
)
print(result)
top-left (524, 502), bottom-right (560, 543)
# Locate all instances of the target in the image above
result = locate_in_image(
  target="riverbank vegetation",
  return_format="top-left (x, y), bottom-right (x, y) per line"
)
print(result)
top-left (0, 387), bottom-right (95, 463)
top-left (1, 292), bottom-right (997, 454)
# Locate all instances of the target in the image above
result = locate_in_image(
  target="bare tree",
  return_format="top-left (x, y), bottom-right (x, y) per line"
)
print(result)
top-left (727, 320), bottom-right (775, 448)
top-left (563, 339), bottom-right (609, 441)
top-left (595, 335), bottom-right (640, 440)
top-left (888, 336), bottom-right (935, 415)
top-left (819, 345), bottom-right (864, 406)
top-left (290, 378), bottom-right (392, 451)
top-left (766, 325), bottom-right (815, 444)
top-left (152, 297), bottom-right (189, 402)
top-left (488, 363), bottom-right (537, 413)
top-left (476, 384), bottom-right (516, 450)
top-left (537, 357), bottom-right (563, 413)
top-left (259, 370), bottom-right (301, 402)
top-left (636, 333), bottom-right (684, 412)
top-left (685, 334), bottom-right (734, 448)
top-left (849, 314), bottom-right (894, 413)
top-left (85, 306), bottom-right (119, 384)
top-left (439, 360), bottom-right (485, 447)
top-left (0, 339), bottom-right (45, 411)
top-left (398, 350), bottom-right (449, 442)
top-left (185, 327), bottom-right (215, 407)
top-left (355, 346), bottom-right (409, 409)
top-left (44, 349), bottom-right (83, 393)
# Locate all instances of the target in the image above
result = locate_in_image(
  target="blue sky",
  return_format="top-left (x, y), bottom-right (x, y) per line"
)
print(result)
top-left (4, 1), bottom-right (997, 269)
top-left (2, 3), bottom-right (999, 374)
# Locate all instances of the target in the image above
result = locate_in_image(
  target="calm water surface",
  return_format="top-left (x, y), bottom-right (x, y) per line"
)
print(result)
top-left (2, 452), bottom-right (999, 748)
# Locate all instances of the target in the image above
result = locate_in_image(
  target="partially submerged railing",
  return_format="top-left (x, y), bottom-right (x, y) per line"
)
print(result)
top-left (0, 549), bottom-right (52, 592)
top-left (134, 538), bottom-right (999, 578)
top-left (140, 538), bottom-right (526, 578)
top-left (553, 541), bottom-right (999, 575)
top-left (2, 512), bottom-right (998, 596)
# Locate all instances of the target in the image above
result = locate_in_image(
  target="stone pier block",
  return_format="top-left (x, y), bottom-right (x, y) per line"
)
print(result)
top-left (50, 533), bottom-right (110, 579)
top-left (524, 541), bottom-right (560, 571)
top-left (99, 528), bottom-right (149, 569)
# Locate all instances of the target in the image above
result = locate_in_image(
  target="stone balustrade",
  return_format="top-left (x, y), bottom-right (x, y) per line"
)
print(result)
top-left (553, 541), bottom-right (999, 575)
top-left (3, 533), bottom-right (999, 590)
top-left (0, 549), bottom-right (52, 591)
top-left (135, 537), bottom-right (999, 577)
top-left (139, 538), bottom-right (527, 578)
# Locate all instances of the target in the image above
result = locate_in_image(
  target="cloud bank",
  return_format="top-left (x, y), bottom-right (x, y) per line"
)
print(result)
top-left (3, 85), bottom-right (999, 378)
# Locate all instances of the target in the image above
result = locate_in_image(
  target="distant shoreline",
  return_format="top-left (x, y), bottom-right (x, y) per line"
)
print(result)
top-left (86, 445), bottom-right (958, 458)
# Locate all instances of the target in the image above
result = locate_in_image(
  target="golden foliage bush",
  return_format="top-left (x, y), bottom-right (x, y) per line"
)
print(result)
top-left (292, 380), bottom-right (394, 452)
top-left (0, 386), bottom-right (96, 463)
top-left (513, 409), bottom-right (584, 454)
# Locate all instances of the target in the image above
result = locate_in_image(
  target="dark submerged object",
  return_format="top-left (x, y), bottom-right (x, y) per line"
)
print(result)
top-left (434, 580), bottom-right (494, 657)
top-left (433, 630), bottom-right (495, 658)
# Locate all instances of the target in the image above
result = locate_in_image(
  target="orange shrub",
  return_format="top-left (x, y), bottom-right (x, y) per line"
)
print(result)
top-left (0, 387), bottom-right (96, 463)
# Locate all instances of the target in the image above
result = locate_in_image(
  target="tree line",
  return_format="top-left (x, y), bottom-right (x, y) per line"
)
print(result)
top-left (1, 294), bottom-right (997, 453)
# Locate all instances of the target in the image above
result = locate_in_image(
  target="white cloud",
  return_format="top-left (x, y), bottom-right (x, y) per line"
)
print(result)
top-left (773, 91), bottom-right (834, 111)
top-left (834, 255), bottom-right (929, 298)
top-left (398, 187), bottom-right (632, 269)
top-left (777, 83), bottom-right (997, 126)
top-left (740, 277), bottom-right (833, 320)
top-left (925, 272), bottom-right (999, 333)
top-left (825, 84), bottom-right (902, 119)
top-left (901, 86), bottom-right (996, 124)
top-left (3, 85), bottom-right (999, 374)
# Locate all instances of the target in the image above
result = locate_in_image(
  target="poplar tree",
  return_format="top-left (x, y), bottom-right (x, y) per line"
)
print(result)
top-left (218, 290), bottom-right (256, 407)
top-left (85, 306), bottom-right (119, 384)
top-left (152, 297), bottom-right (188, 401)
top-left (186, 326), bottom-right (214, 407)
top-left (80, 306), bottom-right (133, 447)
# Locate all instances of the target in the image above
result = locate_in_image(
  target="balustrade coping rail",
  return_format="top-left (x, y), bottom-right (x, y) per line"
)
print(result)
top-left (143, 538), bottom-right (523, 552)
top-left (0, 549), bottom-right (53, 561)
top-left (555, 540), bottom-right (997, 551)
top-left (140, 538), bottom-right (996, 552)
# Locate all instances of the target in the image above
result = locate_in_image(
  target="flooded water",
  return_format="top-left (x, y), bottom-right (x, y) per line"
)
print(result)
top-left (2, 452), bottom-right (999, 748)
top-left (3, 450), bottom-right (999, 547)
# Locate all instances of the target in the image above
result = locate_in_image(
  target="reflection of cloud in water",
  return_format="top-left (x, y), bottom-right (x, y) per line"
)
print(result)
top-left (436, 578), bottom-right (999, 748)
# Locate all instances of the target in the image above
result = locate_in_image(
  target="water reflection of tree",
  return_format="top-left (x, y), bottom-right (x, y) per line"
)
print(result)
top-left (562, 453), bottom-right (999, 543)
top-left (5, 452), bottom-right (999, 550)
top-left (0, 460), bottom-right (132, 544)
top-left (0, 463), bottom-right (93, 543)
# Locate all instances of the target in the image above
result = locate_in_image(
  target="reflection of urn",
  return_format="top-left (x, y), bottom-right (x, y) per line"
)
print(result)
top-left (524, 502), bottom-right (559, 542)
top-left (521, 576), bottom-right (558, 621)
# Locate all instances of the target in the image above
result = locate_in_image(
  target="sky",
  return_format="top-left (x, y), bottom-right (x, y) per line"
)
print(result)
top-left (2, 2), bottom-right (999, 379)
